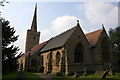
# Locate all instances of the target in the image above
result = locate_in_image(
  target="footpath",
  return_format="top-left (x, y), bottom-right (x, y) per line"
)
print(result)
top-left (35, 73), bottom-right (56, 80)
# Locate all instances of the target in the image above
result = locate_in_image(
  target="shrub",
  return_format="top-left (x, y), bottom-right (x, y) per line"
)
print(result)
top-left (38, 66), bottom-right (44, 73)
top-left (46, 71), bottom-right (51, 74)
top-left (56, 72), bottom-right (64, 76)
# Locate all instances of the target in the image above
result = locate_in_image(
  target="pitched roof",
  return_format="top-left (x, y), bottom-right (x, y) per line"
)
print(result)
top-left (21, 40), bottom-right (48, 57)
top-left (31, 40), bottom-right (48, 52)
top-left (30, 40), bottom-right (49, 55)
top-left (40, 26), bottom-right (78, 52)
top-left (85, 29), bottom-right (102, 46)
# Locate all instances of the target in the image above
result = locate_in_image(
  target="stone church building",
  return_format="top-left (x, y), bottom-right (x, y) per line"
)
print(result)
top-left (17, 5), bottom-right (119, 74)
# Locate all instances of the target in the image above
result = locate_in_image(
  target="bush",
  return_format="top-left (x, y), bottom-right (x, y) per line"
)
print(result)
top-left (56, 72), bottom-right (64, 76)
top-left (38, 66), bottom-right (44, 73)
top-left (46, 71), bottom-right (51, 74)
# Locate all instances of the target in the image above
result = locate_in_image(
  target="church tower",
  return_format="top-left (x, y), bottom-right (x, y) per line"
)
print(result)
top-left (25, 4), bottom-right (40, 53)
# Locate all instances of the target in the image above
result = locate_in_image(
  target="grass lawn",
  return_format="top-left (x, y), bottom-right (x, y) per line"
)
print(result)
top-left (2, 71), bottom-right (19, 80)
top-left (24, 72), bottom-right (41, 78)
top-left (2, 71), bottom-right (19, 78)
top-left (2, 71), bottom-right (41, 80)
top-left (53, 73), bottom-right (120, 80)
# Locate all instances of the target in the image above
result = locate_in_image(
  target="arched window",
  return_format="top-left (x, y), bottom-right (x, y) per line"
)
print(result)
top-left (74, 43), bottom-right (83, 63)
top-left (56, 51), bottom-right (61, 64)
top-left (101, 37), bottom-right (110, 60)
top-left (47, 52), bottom-right (52, 60)
top-left (47, 53), bottom-right (50, 59)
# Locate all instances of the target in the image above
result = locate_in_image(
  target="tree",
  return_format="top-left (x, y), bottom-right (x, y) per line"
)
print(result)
top-left (109, 26), bottom-right (120, 67)
top-left (2, 19), bottom-right (20, 73)
top-left (0, 0), bottom-right (9, 18)
top-left (0, 0), bottom-right (9, 6)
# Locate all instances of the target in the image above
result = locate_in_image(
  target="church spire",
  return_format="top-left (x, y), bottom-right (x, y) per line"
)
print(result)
top-left (25, 3), bottom-right (40, 53)
top-left (31, 4), bottom-right (37, 32)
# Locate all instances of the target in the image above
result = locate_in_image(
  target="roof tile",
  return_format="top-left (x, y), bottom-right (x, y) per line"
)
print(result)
top-left (85, 29), bottom-right (102, 45)
top-left (21, 40), bottom-right (48, 57)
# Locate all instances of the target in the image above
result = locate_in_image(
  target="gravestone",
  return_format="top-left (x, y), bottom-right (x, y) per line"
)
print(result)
top-left (100, 70), bottom-right (109, 79)
top-left (95, 71), bottom-right (105, 75)
top-left (108, 64), bottom-right (114, 75)
top-left (83, 67), bottom-right (87, 76)
top-left (72, 72), bottom-right (79, 78)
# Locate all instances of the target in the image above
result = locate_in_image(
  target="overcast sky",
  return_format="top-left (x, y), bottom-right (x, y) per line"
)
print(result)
top-left (1, 0), bottom-right (119, 54)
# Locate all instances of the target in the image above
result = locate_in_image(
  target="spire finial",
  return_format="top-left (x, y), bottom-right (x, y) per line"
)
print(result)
top-left (35, 3), bottom-right (37, 10)
top-left (101, 24), bottom-right (105, 30)
top-left (77, 20), bottom-right (79, 23)
top-left (102, 24), bottom-right (105, 29)
top-left (102, 24), bottom-right (104, 27)
top-left (77, 20), bottom-right (80, 26)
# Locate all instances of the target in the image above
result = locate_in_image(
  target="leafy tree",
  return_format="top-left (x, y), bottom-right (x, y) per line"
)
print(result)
top-left (109, 26), bottom-right (120, 67)
top-left (0, 0), bottom-right (9, 6)
top-left (2, 19), bottom-right (20, 73)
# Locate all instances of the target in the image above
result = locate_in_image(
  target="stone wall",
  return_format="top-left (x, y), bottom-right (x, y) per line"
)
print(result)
top-left (41, 48), bottom-right (65, 74)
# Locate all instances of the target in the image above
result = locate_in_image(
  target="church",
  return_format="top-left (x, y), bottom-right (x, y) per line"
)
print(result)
top-left (17, 4), bottom-right (119, 74)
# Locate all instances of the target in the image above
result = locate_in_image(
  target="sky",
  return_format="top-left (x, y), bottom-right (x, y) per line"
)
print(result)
top-left (0, 0), bottom-right (119, 54)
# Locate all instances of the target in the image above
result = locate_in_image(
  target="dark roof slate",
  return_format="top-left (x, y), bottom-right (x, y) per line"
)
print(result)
top-left (40, 26), bottom-right (77, 52)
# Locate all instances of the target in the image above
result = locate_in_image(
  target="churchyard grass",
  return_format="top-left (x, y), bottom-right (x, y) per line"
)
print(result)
top-left (2, 71), bottom-right (41, 80)
top-left (53, 73), bottom-right (120, 80)
top-left (24, 71), bottom-right (40, 78)
top-left (2, 71), bottom-right (19, 80)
